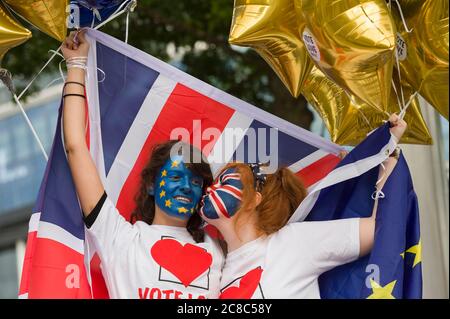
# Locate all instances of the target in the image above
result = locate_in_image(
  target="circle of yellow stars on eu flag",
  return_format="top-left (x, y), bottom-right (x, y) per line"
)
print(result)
top-left (366, 239), bottom-right (422, 299)
top-left (159, 161), bottom-right (194, 214)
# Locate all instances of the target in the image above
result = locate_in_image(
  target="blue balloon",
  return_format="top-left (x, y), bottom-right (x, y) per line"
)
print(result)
top-left (69, 0), bottom-right (132, 28)
top-left (77, 0), bottom-right (123, 10)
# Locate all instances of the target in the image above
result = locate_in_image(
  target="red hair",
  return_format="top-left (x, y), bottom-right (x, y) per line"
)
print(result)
top-left (217, 163), bottom-right (307, 236)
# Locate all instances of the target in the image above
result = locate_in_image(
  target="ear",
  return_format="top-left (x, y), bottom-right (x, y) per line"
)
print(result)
top-left (148, 185), bottom-right (155, 196)
top-left (254, 192), bottom-right (262, 207)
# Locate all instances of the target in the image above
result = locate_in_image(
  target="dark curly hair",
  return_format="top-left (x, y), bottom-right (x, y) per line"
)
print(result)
top-left (130, 140), bottom-right (213, 243)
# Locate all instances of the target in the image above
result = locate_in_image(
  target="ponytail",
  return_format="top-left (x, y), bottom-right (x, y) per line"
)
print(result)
top-left (216, 163), bottom-right (308, 237)
top-left (255, 167), bottom-right (307, 235)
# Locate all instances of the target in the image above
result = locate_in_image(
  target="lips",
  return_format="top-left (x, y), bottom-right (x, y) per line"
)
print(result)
top-left (174, 195), bottom-right (193, 204)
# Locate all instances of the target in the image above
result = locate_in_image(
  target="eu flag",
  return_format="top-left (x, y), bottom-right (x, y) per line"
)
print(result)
top-left (306, 123), bottom-right (422, 299)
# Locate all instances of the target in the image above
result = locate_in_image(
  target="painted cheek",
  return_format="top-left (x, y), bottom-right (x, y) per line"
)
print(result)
top-left (222, 195), bottom-right (241, 217)
top-left (200, 195), bottom-right (220, 220)
top-left (191, 186), bottom-right (202, 207)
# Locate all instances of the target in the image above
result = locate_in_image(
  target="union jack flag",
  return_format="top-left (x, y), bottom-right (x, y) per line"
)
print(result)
top-left (18, 29), bottom-right (343, 298)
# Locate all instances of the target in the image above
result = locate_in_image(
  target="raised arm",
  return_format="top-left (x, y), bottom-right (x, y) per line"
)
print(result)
top-left (61, 30), bottom-right (104, 217)
top-left (358, 114), bottom-right (407, 257)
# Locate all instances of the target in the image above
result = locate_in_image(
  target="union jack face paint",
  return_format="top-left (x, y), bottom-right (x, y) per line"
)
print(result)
top-left (199, 167), bottom-right (243, 220)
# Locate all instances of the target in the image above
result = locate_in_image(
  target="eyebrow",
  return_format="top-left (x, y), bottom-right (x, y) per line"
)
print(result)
top-left (167, 168), bottom-right (203, 180)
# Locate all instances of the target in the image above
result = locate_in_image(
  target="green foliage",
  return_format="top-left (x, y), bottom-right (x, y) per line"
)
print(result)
top-left (2, 0), bottom-right (312, 128)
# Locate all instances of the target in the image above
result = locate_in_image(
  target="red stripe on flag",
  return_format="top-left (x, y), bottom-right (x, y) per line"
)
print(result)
top-left (28, 238), bottom-right (91, 298)
top-left (219, 185), bottom-right (242, 199)
top-left (210, 191), bottom-right (230, 218)
top-left (89, 253), bottom-right (110, 299)
top-left (116, 83), bottom-right (235, 220)
top-left (18, 231), bottom-right (37, 296)
top-left (295, 154), bottom-right (341, 188)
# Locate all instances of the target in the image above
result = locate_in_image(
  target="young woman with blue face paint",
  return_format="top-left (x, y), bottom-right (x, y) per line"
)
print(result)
top-left (200, 115), bottom-right (407, 299)
top-left (131, 141), bottom-right (211, 241)
top-left (61, 31), bottom-right (224, 299)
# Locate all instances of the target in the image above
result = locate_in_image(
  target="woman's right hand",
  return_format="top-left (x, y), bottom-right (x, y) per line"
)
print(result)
top-left (61, 30), bottom-right (90, 60)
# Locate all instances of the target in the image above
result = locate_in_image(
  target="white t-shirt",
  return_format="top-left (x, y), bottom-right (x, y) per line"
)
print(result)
top-left (219, 218), bottom-right (360, 299)
top-left (85, 194), bottom-right (224, 299)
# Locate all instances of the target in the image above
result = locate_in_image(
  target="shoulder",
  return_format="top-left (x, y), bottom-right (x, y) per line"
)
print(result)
top-left (274, 221), bottom-right (320, 239)
top-left (270, 219), bottom-right (360, 245)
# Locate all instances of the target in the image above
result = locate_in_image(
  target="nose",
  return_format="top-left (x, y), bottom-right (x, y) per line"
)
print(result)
top-left (179, 176), bottom-right (192, 194)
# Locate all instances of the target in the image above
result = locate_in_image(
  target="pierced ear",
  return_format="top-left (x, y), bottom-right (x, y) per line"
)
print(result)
top-left (148, 185), bottom-right (155, 196)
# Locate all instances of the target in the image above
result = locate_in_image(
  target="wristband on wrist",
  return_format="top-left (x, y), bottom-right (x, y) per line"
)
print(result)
top-left (64, 81), bottom-right (85, 89)
top-left (63, 93), bottom-right (86, 99)
top-left (66, 56), bottom-right (88, 71)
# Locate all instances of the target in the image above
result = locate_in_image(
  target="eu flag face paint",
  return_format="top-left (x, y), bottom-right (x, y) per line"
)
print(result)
top-left (199, 167), bottom-right (243, 220)
top-left (154, 156), bottom-right (204, 220)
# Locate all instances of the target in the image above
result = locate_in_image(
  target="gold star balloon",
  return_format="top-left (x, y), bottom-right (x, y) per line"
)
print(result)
top-left (393, 0), bottom-right (449, 120)
top-left (302, 66), bottom-right (432, 146)
top-left (3, 0), bottom-right (68, 42)
top-left (396, 0), bottom-right (422, 14)
top-left (296, 0), bottom-right (397, 112)
top-left (0, 3), bottom-right (32, 62)
top-left (229, 0), bottom-right (314, 98)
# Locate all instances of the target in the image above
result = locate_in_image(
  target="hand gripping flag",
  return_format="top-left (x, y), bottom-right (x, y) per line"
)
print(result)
top-left (18, 29), bottom-right (344, 298)
top-left (290, 123), bottom-right (422, 299)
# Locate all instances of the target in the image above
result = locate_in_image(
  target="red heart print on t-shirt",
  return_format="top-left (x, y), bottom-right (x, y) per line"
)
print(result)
top-left (219, 267), bottom-right (263, 299)
top-left (151, 238), bottom-right (212, 287)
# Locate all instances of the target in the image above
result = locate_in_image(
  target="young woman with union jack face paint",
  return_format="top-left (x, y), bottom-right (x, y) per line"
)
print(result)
top-left (61, 31), bottom-right (224, 299)
top-left (199, 114), bottom-right (407, 299)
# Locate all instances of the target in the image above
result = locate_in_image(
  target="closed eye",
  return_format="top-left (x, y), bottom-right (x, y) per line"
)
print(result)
top-left (191, 178), bottom-right (203, 187)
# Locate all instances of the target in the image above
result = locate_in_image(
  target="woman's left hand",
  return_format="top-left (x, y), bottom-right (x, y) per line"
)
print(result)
top-left (388, 113), bottom-right (407, 142)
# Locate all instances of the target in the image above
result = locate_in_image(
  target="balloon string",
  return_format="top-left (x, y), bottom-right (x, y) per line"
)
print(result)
top-left (93, 8), bottom-right (102, 22)
top-left (125, 11), bottom-right (130, 44)
top-left (346, 91), bottom-right (390, 128)
top-left (95, 0), bottom-right (135, 30)
top-left (11, 0), bottom-right (134, 164)
top-left (394, 48), bottom-right (406, 110)
top-left (391, 79), bottom-right (403, 112)
top-left (90, 10), bottom-right (96, 28)
top-left (390, 10), bottom-right (409, 120)
top-left (358, 108), bottom-right (376, 131)
top-left (377, 161), bottom-right (386, 186)
top-left (17, 49), bottom-right (61, 100)
top-left (46, 46), bottom-right (106, 84)
top-left (13, 94), bottom-right (48, 161)
top-left (17, 0), bottom-right (133, 100)
top-left (391, 0), bottom-right (414, 33)
top-left (399, 92), bottom-right (418, 120)
top-left (0, 70), bottom-right (48, 160)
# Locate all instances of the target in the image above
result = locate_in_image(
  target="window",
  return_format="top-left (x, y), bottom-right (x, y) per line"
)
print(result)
top-left (13, 124), bottom-right (31, 161)
top-left (0, 99), bottom-right (59, 213)
top-left (0, 246), bottom-right (18, 299)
